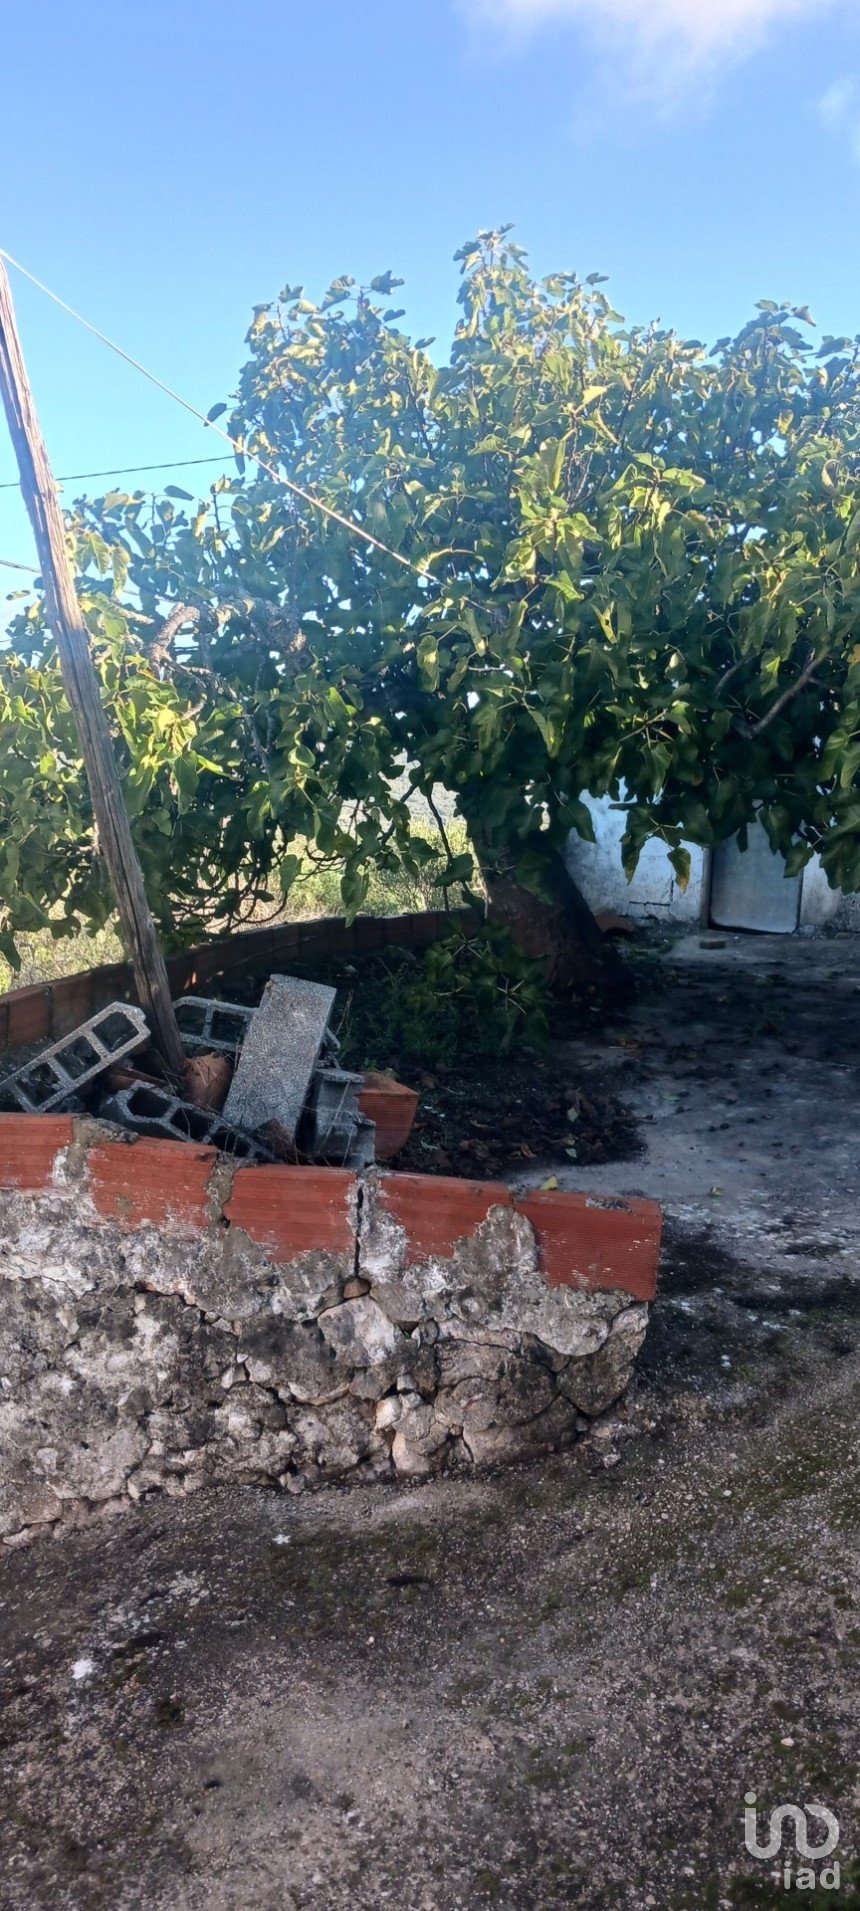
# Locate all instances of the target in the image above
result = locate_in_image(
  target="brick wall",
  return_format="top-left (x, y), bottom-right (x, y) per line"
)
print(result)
top-left (0, 908), bottom-right (477, 1051)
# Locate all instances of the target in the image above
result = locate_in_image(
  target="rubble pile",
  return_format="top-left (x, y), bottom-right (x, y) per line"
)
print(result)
top-left (0, 973), bottom-right (417, 1168)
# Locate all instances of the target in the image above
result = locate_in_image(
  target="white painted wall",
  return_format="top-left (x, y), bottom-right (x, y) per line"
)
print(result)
top-left (565, 794), bottom-right (859, 932)
top-left (798, 857), bottom-right (845, 930)
top-left (565, 795), bottom-right (707, 924)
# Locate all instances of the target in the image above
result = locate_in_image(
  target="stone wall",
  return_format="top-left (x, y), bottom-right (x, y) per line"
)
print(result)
top-left (0, 1116), bottom-right (661, 1547)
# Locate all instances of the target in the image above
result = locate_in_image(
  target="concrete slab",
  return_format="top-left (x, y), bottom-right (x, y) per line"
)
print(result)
top-left (223, 974), bottom-right (336, 1153)
top-left (709, 819), bottom-right (801, 932)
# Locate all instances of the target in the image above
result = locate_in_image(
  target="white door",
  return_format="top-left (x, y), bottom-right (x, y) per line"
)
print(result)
top-left (709, 821), bottom-right (801, 933)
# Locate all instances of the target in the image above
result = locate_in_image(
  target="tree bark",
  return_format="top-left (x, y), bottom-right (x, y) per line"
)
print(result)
top-left (470, 831), bottom-right (625, 997)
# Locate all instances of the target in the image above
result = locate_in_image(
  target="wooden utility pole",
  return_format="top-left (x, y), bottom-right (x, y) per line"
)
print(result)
top-left (0, 257), bottom-right (186, 1077)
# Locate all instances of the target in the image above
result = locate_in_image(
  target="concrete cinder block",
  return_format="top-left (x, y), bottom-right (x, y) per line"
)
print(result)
top-left (176, 992), bottom-right (340, 1065)
top-left (100, 1083), bottom-right (275, 1162)
top-left (344, 1113), bottom-right (376, 1171)
top-left (223, 975), bottom-right (336, 1153)
top-left (0, 1003), bottom-right (149, 1114)
top-left (174, 997), bottom-right (255, 1055)
top-left (298, 1067), bottom-right (378, 1168)
top-left (301, 1065), bottom-right (364, 1161)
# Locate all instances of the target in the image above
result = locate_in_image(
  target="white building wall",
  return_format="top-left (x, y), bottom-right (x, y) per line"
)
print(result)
top-left (566, 794), bottom-right (858, 932)
top-left (565, 795), bottom-right (707, 924)
top-left (798, 857), bottom-right (846, 930)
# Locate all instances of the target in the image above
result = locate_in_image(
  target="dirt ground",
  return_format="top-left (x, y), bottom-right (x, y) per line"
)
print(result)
top-left (2, 931), bottom-right (859, 1911)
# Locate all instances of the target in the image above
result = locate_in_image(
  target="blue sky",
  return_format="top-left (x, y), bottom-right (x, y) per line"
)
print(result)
top-left (1, 0), bottom-right (859, 610)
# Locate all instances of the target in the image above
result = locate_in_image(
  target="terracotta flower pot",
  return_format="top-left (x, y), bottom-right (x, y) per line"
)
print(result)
top-left (358, 1072), bottom-right (419, 1160)
top-left (182, 1052), bottom-right (234, 1114)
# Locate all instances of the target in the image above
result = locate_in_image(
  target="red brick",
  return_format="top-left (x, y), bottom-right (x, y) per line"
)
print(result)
top-left (49, 973), bottom-right (95, 1038)
top-left (267, 924), bottom-right (302, 962)
top-left (515, 1191), bottom-right (662, 1303)
top-left (185, 947), bottom-right (218, 987)
top-left (378, 1172), bottom-right (512, 1264)
top-left (88, 1138), bottom-right (216, 1231)
top-left (4, 985), bottom-right (51, 1048)
top-left (89, 965), bottom-right (133, 1013)
top-left (298, 917), bottom-right (354, 958)
top-left (225, 1165), bottom-right (357, 1259)
top-left (0, 1114), bottom-right (75, 1190)
top-left (275, 925), bottom-right (304, 952)
top-left (353, 916), bottom-right (387, 954)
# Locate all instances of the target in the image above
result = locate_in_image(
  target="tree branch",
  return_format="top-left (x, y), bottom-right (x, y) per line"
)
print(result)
top-left (714, 655), bottom-right (747, 699)
top-left (149, 602), bottom-right (198, 674)
top-left (737, 651), bottom-right (823, 740)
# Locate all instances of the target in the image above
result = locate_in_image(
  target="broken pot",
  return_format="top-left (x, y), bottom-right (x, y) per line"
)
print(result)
top-left (359, 1072), bottom-right (419, 1160)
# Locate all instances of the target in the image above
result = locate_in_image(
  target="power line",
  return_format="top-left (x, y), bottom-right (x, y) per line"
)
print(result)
top-left (0, 248), bottom-right (449, 596)
top-left (0, 457), bottom-right (240, 585)
top-left (0, 455), bottom-right (230, 493)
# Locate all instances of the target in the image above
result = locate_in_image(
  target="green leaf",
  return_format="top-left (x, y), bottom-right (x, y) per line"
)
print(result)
top-left (0, 928), bottom-right (21, 971)
top-left (278, 852), bottom-right (302, 896)
top-left (668, 847), bottom-right (692, 891)
top-left (438, 852), bottom-right (474, 886)
top-left (340, 863), bottom-right (369, 923)
top-left (839, 740), bottom-right (860, 790)
top-left (783, 840), bottom-right (813, 878)
top-left (417, 634), bottom-right (440, 691)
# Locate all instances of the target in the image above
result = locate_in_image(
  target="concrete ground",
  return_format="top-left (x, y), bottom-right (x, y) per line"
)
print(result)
top-left (2, 932), bottom-right (859, 1910)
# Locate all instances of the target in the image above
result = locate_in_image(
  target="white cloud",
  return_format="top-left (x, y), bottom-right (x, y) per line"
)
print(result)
top-left (463, 0), bottom-right (842, 95)
top-left (817, 72), bottom-right (860, 157)
top-left (817, 73), bottom-right (858, 122)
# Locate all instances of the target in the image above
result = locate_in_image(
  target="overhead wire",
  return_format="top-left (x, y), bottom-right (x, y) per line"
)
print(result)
top-left (0, 458), bottom-right (251, 593)
top-left (0, 456), bottom-right (230, 492)
top-left (0, 247), bottom-right (457, 597)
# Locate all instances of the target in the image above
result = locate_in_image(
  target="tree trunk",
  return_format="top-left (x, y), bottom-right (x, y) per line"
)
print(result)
top-left (471, 833), bottom-right (625, 997)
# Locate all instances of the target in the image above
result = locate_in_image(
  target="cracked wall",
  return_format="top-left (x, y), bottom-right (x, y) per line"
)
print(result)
top-left (0, 1116), bottom-right (661, 1546)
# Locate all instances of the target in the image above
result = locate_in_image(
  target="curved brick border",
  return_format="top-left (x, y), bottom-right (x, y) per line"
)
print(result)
top-left (0, 908), bottom-right (476, 1052)
top-left (0, 1114), bottom-right (660, 1545)
top-left (0, 1114), bottom-right (661, 1301)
